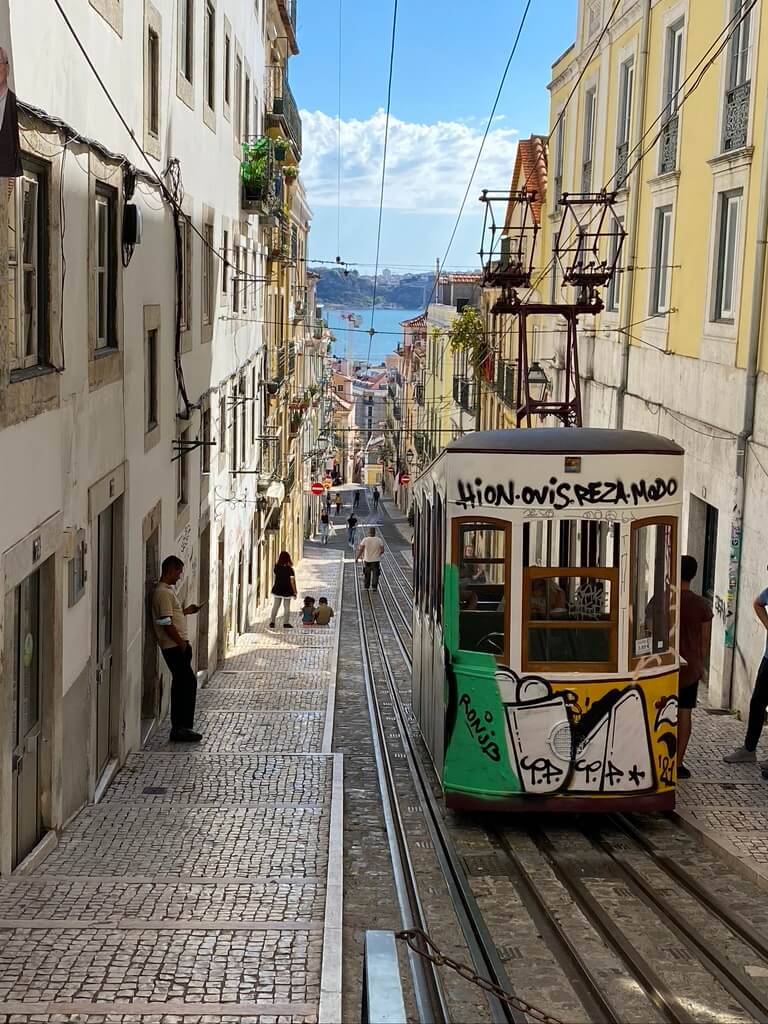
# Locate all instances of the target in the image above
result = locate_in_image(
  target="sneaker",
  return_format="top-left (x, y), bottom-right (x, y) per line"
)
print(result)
top-left (677, 765), bottom-right (691, 779)
top-left (169, 728), bottom-right (203, 743)
top-left (283, 622), bottom-right (294, 629)
top-left (723, 746), bottom-right (756, 763)
top-left (269, 622), bottom-right (275, 629)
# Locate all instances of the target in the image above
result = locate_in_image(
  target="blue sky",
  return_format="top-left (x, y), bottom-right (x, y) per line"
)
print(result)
top-left (291, 1), bottom-right (577, 273)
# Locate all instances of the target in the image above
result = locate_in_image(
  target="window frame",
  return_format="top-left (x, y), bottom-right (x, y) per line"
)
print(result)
top-left (522, 565), bottom-right (619, 674)
top-left (179, 0), bottom-right (194, 83)
top-left (177, 428), bottom-right (189, 510)
top-left (148, 26), bottom-right (160, 139)
top-left (223, 26), bottom-right (232, 112)
top-left (204, 1), bottom-right (216, 112)
top-left (629, 515), bottom-right (678, 672)
top-left (202, 221), bottom-right (214, 325)
top-left (582, 86), bottom-right (596, 190)
top-left (617, 57), bottom-right (634, 150)
top-left (94, 182), bottom-right (118, 352)
top-left (712, 189), bottom-right (742, 323)
top-left (145, 326), bottom-right (159, 432)
top-left (9, 161), bottom-right (49, 372)
top-left (664, 20), bottom-right (685, 117)
top-left (728, 0), bottom-right (752, 90)
top-left (650, 204), bottom-right (673, 315)
top-left (179, 216), bottom-right (190, 332)
top-left (234, 53), bottom-right (243, 143)
top-left (606, 214), bottom-right (624, 313)
top-left (451, 516), bottom-right (511, 666)
top-left (201, 404), bottom-right (212, 474)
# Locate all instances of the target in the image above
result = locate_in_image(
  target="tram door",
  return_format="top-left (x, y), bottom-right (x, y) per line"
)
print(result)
top-left (11, 569), bottom-right (42, 868)
top-left (95, 504), bottom-right (115, 777)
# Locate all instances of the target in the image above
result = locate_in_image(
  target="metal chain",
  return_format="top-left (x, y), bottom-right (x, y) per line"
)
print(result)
top-left (396, 928), bottom-right (565, 1024)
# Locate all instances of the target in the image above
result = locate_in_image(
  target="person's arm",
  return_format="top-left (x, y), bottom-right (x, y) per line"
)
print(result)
top-left (754, 592), bottom-right (768, 631)
top-left (355, 541), bottom-right (364, 562)
top-left (163, 623), bottom-right (187, 647)
top-left (290, 570), bottom-right (297, 597)
top-left (156, 592), bottom-right (186, 647)
top-left (183, 603), bottom-right (201, 614)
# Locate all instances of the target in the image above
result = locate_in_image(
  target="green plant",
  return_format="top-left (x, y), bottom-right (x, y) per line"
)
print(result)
top-left (447, 306), bottom-right (487, 373)
top-left (283, 163), bottom-right (298, 180)
top-left (241, 137), bottom-right (271, 192)
top-left (273, 135), bottom-right (289, 159)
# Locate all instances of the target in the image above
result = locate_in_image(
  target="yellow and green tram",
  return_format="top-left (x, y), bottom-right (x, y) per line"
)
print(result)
top-left (411, 428), bottom-right (684, 813)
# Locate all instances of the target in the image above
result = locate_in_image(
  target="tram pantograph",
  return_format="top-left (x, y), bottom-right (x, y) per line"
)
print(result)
top-left (411, 428), bottom-right (684, 812)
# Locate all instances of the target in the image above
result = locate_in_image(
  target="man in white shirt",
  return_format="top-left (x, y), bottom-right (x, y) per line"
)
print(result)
top-left (356, 527), bottom-right (385, 591)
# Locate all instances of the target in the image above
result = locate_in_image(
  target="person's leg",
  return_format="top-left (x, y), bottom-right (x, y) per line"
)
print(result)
top-left (363, 562), bottom-right (371, 590)
top-left (162, 647), bottom-right (183, 731)
top-left (282, 598), bottom-right (292, 625)
top-left (677, 708), bottom-right (692, 766)
top-left (182, 643), bottom-right (198, 729)
top-left (745, 657), bottom-right (768, 750)
top-left (270, 596), bottom-right (281, 626)
top-left (371, 562), bottom-right (380, 591)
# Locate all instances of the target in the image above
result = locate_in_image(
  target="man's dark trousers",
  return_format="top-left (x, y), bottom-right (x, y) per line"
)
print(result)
top-left (162, 642), bottom-right (197, 730)
top-left (363, 561), bottom-right (381, 591)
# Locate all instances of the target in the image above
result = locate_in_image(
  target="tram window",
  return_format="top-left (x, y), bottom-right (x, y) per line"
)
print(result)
top-left (435, 492), bottom-right (443, 624)
top-left (414, 506), bottom-right (422, 609)
top-left (456, 522), bottom-right (507, 659)
top-left (423, 501), bottom-right (432, 613)
top-left (523, 521), bottom-right (619, 569)
top-left (631, 519), bottom-right (675, 663)
top-left (524, 569), bottom-right (617, 671)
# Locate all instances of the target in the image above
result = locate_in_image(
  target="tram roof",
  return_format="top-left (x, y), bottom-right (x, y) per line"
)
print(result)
top-left (444, 428), bottom-right (683, 456)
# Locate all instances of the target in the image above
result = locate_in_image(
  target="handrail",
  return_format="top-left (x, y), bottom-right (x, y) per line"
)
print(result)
top-left (361, 931), bottom-right (407, 1024)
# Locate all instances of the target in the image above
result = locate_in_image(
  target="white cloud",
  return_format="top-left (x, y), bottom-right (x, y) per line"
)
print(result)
top-left (299, 109), bottom-right (519, 214)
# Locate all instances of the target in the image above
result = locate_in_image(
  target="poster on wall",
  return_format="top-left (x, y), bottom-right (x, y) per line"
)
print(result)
top-left (0, 14), bottom-right (21, 180)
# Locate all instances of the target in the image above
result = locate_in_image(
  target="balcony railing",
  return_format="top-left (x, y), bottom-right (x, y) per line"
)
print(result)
top-left (414, 383), bottom-right (425, 406)
top-left (284, 458), bottom-right (296, 496)
top-left (452, 375), bottom-right (476, 414)
top-left (287, 342), bottom-right (296, 378)
top-left (615, 141), bottom-right (629, 188)
top-left (275, 346), bottom-right (286, 386)
top-left (240, 136), bottom-right (282, 213)
top-left (723, 80), bottom-right (750, 152)
top-left (659, 114), bottom-right (679, 174)
top-left (267, 210), bottom-right (291, 263)
top-left (266, 65), bottom-right (302, 158)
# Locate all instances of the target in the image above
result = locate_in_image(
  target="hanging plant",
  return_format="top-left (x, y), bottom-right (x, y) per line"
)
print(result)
top-left (273, 135), bottom-right (289, 161)
top-left (447, 306), bottom-right (487, 375)
top-left (283, 163), bottom-right (299, 182)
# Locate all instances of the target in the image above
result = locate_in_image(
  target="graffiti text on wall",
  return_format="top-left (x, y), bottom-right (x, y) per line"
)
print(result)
top-left (455, 476), bottom-right (678, 511)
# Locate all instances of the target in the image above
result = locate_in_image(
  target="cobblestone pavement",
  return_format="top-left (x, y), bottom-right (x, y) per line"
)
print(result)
top-left (0, 548), bottom-right (344, 1024)
top-left (676, 703), bottom-right (768, 882)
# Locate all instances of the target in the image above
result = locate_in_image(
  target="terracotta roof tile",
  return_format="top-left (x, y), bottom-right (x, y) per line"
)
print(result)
top-left (505, 135), bottom-right (548, 226)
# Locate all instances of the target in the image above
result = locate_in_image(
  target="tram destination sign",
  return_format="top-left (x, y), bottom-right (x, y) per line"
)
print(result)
top-left (454, 474), bottom-right (679, 512)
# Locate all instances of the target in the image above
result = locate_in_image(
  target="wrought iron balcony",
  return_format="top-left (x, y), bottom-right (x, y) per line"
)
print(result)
top-left (267, 210), bottom-right (291, 264)
top-left (659, 114), bottom-right (679, 174)
top-left (414, 383), bottom-right (425, 406)
top-left (277, 0), bottom-right (298, 50)
top-left (287, 342), bottom-right (296, 378)
top-left (266, 65), bottom-right (302, 158)
top-left (275, 345), bottom-right (286, 386)
top-left (723, 81), bottom-right (750, 152)
top-left (284, 458), bottom-right (296, 496)
top-left (240, 136), bottom-right (282, 213)
top-left (615, 141), bottom-right (629, 188)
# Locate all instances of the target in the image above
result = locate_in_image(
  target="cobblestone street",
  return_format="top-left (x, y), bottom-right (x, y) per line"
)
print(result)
top-left (0, 548), bottom-right (344, 1024)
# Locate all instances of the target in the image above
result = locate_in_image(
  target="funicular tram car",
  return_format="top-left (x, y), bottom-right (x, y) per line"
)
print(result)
top-left (411, 428), bottom-right (684, 812)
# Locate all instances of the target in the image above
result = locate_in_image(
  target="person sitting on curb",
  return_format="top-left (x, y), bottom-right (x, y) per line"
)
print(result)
top-left (314, 596), bottom-right (335, 626)
top-left (301, 596), bottom-right (316, 625)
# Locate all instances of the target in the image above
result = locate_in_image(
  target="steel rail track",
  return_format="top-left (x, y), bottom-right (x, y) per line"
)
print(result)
top-left (359, 563), bottom-right (525, 1024)
top-left (351, 554), bottom-right (449, 1024)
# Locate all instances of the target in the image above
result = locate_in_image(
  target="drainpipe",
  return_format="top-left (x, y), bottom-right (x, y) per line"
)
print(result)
top-left (616, 0), bottom-right (651, 428)
top-left (722, 86), bottom-right (768, 707)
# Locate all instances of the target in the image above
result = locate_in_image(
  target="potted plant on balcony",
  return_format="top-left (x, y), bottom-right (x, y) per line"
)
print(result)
top-left (273, 135), bottom-right (289, 161)
top-left (283, 163), bottom-right (298, 184)
top-left (241, 137), bottom-right (271, 201)
top-left (289, 410), bottom-right (302, 434)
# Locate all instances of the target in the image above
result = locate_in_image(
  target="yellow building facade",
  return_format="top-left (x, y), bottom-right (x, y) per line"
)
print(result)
top-left (538, 0), bottom-right (768, 716)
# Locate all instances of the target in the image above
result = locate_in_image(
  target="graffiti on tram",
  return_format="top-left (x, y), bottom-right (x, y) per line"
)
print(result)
top-left (495, 668), bottom-right (678, 795)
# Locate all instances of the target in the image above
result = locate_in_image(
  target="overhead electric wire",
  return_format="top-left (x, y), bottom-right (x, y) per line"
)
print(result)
top-left (365, 0), bottom-right (399, 368)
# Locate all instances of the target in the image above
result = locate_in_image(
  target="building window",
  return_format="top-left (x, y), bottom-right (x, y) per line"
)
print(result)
top-left (651, 205), bottom-right (673, 315)
top-left (615, 58), bottom-right (634, 186)
top-left (723, 0), bottom-right (752, 152)
top-left (244, 73), bottom-right (251, 139)
top-left (177, 429), bottom-right (188, 509)
top-left (202, 223), bottom-right (214, 325)
top-left (251, 365), bottom-right (257, 445)
top-left (148, 28), bottom-right (160, 138)
top-left (8, 163), bottom-right (48, 371)
top-left (231, 387), bottom-right (239, 471)
top-left (630, 518), bottom-right (676, 667)
top-left (606, 215), bottom-right (624, 313)
top-left (95, 183), bottom-right (117, 351)
top-left (179, 0), bottom-right (193, 83)
top-left (201, 405), bottom-right (211, 473)
top-left (219, 392), bottom-right (227, 452)
top-left (179, 217), bottom-right (190, 331)
top-left (233, 244), bottom-right (240, 314)
top-left (234, 54), bottom-right (242, 141)
top-left (660, 20), bottom-right (684, 174)
top-left (204, 2), bottom-right (215, 111)
top-left (222, 228), bottom-right (229, 294)
top-left (712, 190), bottom-right (742, 322)
top-left (145, 327), bottom-right (158, 431)
top-left (239, 371), bottom-right (247, 466)
top-left (581, 87), bottom-right (596, 192)
top-left (224, 29), bottom-right (231, 108)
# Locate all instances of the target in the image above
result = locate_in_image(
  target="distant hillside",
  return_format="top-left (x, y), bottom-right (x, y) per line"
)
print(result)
top-left (311, 267), bottom-right (434, 308)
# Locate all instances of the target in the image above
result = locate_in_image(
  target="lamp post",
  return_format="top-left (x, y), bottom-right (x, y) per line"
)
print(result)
top-left (527, 360), bottom-right (551, 402)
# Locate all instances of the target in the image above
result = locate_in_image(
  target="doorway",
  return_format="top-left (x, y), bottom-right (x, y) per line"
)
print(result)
top-left (95, 503), bottom-right (116, 778)
top-left (141, 526), bottom-right (160, 739)
top-left (217, 532), bottom-right (225, 662)
top-left (236, 548), bottom-right (245, 635)
top-left (11, 569), bottom-right (42, 868)
top-left (198, 523), bottom-right (211, 671)
top-left (688, 495), bottom-right (719, 673)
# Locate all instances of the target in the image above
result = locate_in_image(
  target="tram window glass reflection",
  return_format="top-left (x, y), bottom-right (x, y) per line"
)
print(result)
top-left (524, 569), bottom-right (617, 671)
top-left (523, 520), bottom-right (619, 569)
top-left (414, 505), bottom-right (422, 609)
top-left (456, 521), bottom-right (507, 658)
top-left (631, 518), bottom-right (675, 662)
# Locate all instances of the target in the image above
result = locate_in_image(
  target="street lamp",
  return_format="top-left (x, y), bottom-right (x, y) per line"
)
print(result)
top-left (527, 360), bottom-right (550, 402)
top-left (405, 448), bottom-right (415, 465)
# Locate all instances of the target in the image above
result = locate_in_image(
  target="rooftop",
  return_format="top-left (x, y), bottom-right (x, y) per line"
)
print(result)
top-left (445, 428), bottom-right (684, 456)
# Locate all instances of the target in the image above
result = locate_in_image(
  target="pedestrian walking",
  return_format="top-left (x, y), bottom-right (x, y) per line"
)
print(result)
top-left (347, 512), bottom-right (358, 547)
top-left (151, 555), bottom-right (203, 742)
top-left (319, 510), bottom-right (330, 545)
top-left (269, 551), bottom-right (297, 629)
top-left (725, 570), bottom-right (768, 763)
top-left (334, 493), bottom-right (343, 518)
top-left (356, 527), bottom-right (386, 591)
top-left (676, 555), bottom-right (713, 779)
top-left (324, 491), bottom-right (332, 515)
top-left (353, 488), bottom-right (361, 509)
top-left (372, 486), bottom-right (380, 511)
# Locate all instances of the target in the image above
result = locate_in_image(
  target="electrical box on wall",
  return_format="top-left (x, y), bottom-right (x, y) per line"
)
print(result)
top-left (123, 204), bottom-right (143, 246)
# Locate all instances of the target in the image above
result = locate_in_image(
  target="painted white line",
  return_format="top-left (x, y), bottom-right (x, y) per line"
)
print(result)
top-left (318, 751), bottom-right (344, 1024)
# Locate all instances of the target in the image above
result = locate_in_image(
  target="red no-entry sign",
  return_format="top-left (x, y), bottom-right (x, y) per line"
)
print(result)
top-left (310, 482), bottom-right (324, 496)
top-left (399, 474), bottom-right (411, 485)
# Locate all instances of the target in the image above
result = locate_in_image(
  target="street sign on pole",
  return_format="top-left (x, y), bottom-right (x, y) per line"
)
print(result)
top-left (310, 482), bottom-right (324, 496)
top-left (322, 478), bottom-right (332, 490)
top-left (399, 473), bottom-right (411, 485)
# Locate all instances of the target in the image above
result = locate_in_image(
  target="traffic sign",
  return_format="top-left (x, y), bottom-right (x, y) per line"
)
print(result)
top-left (399, 473), bottom-right (411, 485)
top-left (322, 478), bottom-right (332, 490)
top-left (311, 482), bottom-right (324, 496)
